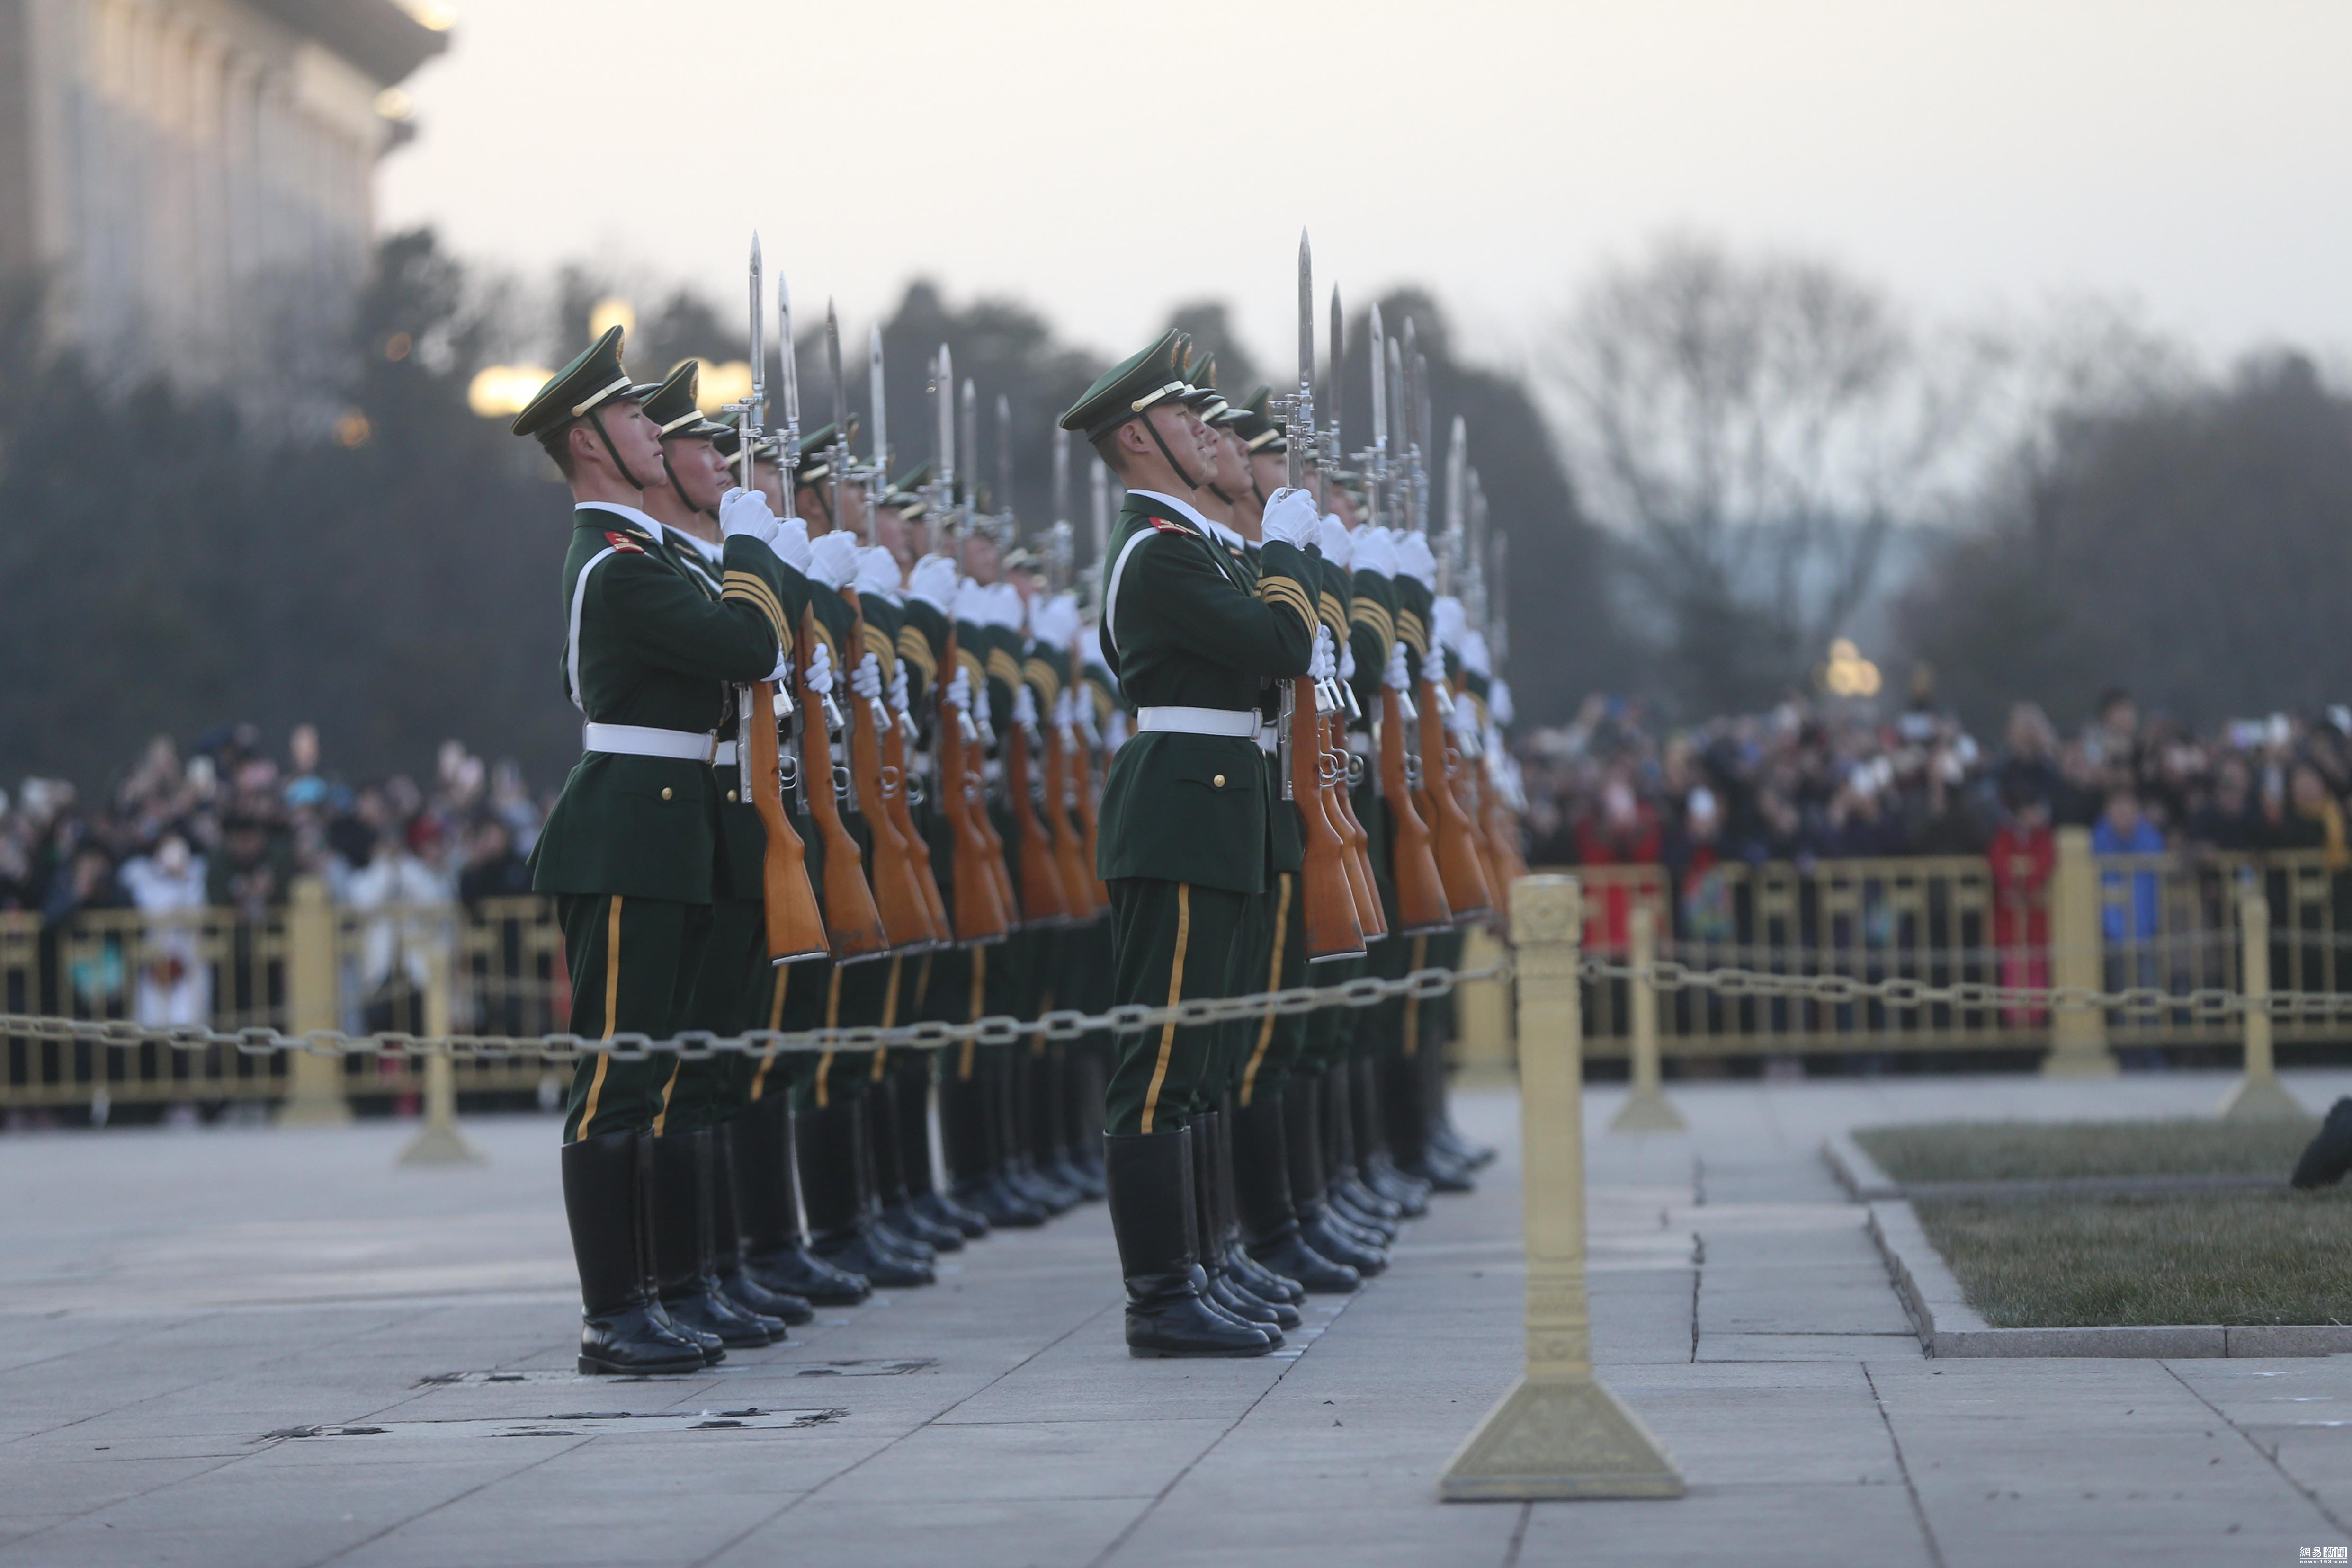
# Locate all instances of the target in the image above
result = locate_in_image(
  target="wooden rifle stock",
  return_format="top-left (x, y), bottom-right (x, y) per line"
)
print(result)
top-left (1072, 717), bottom-right (1110, 908)
top-left (841, 593), bottom-right (939, 950)
top-left (1044, 719), bottom-right (1098, 920)
top-left (796, 606), bottom-right (890, 960)
top-left (1293, 677), bottom-right (1366, 959)
top-left (970, 702), bottom-right (1020, 928)
top-left (1381, 685), bottom-right (1454, 933)
top-left (936, 633), bottom-right (1010, 944)
top-left (883, 703), bottom-right (950, 940)
top-left (1006, 712), bottom-right (1071, 924)
top-left (1416, 674), bottom-right (1494, 918)
top-left (1323, 703), bottom-right (1386, 940)
top-left (743, 681), bottom-right (829, 963)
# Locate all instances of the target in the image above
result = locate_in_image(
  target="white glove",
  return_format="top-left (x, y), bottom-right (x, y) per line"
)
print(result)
top-left (1339, 643), bottom-right (1356, 684)
top-left (804, 641), bottom-right (834, 696)
top-left (1053, 689), bottom-right (1075, 729)
top-left (854, 545), bottom-right (903, 600)
top-left (850, 652), bottom-right (883, 703)
top-left (1449, 690), bottom-right (1479, 738)
top-left (1012, 684), bottom-right (1039, 730)
top-left (974, 681), bottom-right (994, 734)
top-left (806, 531), bottom-right (859, 588)
top-left (766, 649), bottom-right (791, 683)
top-left (1259, 487), bottom-right (1319, 550)
top-left (1350, 525), bottom-right (1398, 579)
top-left (1310, 625), bottom-right (1335, 682)
top-left (769, 515), bottom-right (812, 576)
top-left (1489, 677), bottom-right (1515, 728)
top-left (1104, 709), bottom-right (1129, 752)
top-left (908, 552), bottom-right (959, 614)
top-left (1432, 595), bottom-right (1468, 652)
top-left (953, 579), bottom-right (993, 625)
top-left (889, 661), bottom-right (911, 716)
top-left (987, 581), bottom-right (1027, 633)
top-left (1461, 629), bottom-right (1492, 679)
top-left (1073, 690), bottom-right (1102, 747)
top-left (1316, 514), bottom-right (1353, 567)
top-left (1395, 531), bottom-right (1436, 588)
top-left (1421, 646), bottom-right (1448, 688)
top-left (945, 665), bottom-right (972, 712)
top-left (1030, 591), bottom-right (1081, 649)
top-left (718, 487), bottom-right (778, 543)
top-left (1385, 642), bottom-right (1412, 691)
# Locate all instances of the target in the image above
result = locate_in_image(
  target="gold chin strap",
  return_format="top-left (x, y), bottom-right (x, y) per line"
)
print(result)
top-left (586, 405), bottom-right (653, 492)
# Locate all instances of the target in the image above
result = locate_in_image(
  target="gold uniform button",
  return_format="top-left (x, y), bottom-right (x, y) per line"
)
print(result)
top-left (726, 789), bottom-right (738, 802)
top-left (1212, 773), bottom-right (1226, 788)
top-left (660, 786), bottom-right (674, 801)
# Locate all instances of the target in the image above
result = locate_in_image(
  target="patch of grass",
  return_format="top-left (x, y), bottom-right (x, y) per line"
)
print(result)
top-left (1914, 1189), bottom-right (2352, 1327)
top-left (1854, 1118), bottom-right (2317, 1184)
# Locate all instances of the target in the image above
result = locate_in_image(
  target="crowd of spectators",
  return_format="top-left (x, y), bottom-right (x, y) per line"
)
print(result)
top-left (1518, 684), bottom-right (2352, 901)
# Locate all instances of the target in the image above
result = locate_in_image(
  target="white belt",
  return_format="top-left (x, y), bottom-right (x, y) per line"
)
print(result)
top-left (1257, 722), bottom-right (1278, 756)
top-left (711, 741), bottom-right (738, 767)
top-left (1347, 733), bottom-right (1374, 758)
top-left (1135, 705), bottom-right (1260, 739)
top-left (583, 722), bottom-right (717, 762)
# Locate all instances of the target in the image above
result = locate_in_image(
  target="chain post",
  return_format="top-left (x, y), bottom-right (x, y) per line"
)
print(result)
top-left (399, 912), bottom-right (485, 1166)
top-left (1452, 923), bottom-right (1516, 1086)
top-left (275, 877), bottom-right (351, 1127)
top-left (1442, 874), bottom-right (1682, 1502)
top-left (1610, 903), bottom-right (1685, 1134)
top-left (2218, 886), bottom-right (2304, 1121)
top-left (2042, 826), bottom-right (2117, 1078)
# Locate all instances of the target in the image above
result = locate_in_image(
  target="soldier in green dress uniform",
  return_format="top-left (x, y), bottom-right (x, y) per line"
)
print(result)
top-left (511, 326), bottom-right (800, 1374)
top-left (1060, 329), bottom-right (1321, 1358)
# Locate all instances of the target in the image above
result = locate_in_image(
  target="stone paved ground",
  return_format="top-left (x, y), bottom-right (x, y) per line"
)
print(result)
top-left (1, 1068), bottom-right (2348, 1567)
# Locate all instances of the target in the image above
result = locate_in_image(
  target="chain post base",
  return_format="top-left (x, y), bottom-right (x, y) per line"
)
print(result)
top-left (1609, 1087), bottom-right (1687, 1134)
top-left (2217, 1074), bottom-right (2306, 1123)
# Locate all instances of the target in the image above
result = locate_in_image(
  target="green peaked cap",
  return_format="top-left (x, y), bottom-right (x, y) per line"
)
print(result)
top-left (1226, 385), bottom-right (1284, 451)
top-left (511, 324), bottom-right (648, 438)
top-left (643, 361), bottom-right (711, 437)
top-left (885, 460), bottom-right (934, 518)
top-left (792, 419), bottom-right (859, 486)
top-left (1181, 349), bottom-right (1228, 419)
top-left (1058, 328), bottom-right (1193, 441)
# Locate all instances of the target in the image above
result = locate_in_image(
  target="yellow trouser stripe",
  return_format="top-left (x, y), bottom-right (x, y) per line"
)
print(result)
top-left (814, 966), bottom-right (844, 1106)
top-left (750, 963), bottom-right (790, 1100)
top-left (1139, 883), bottom-right (1192, 1134)
top-left (574, 895), bottom-right (623, 1139)
top-left (1238, 874), bottom-right (1292, 1108)
top-left (872, 955), bottom-right (903, 1078)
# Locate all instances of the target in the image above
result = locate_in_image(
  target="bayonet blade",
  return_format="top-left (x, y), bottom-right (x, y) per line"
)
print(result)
top-left (868, 324), bottom-right (888, 475)
top-left (959, 378), bottom-right (977, 526)
top-left (778, 276), bottom-right (799, 440)
top-left (747, 233), bottom-right (765, 417)
top-left (1053, 427), bottom-right (1069, 528)
top-left (824, 300), bottom-right (845, 441)
top-left (935, 344), bottom-right (954, 493)
top-left (995, 392), bottom-right (1014, 533)
top-left (1289, 229), bottom-right (1311, 493)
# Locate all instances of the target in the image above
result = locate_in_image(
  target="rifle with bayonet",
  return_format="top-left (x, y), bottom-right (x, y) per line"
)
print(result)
top-left (927, 346), bottom-right (1010, 945)
top-left (1407, 347), bottom-right (1492, 921)
top-left (995, 393), bottom-right (1071, 926)
top-left (1041, 429), bottom-right (1099, 920)
top-left (870, 325), bottom-right (952, 944)
top-left (1316, 287), bottom-right (1386, 943)
top-left (1282, 232), bottom-right (1366, 961)
top-left (1073, 456), bottom-right (1112, 906)
top-left (959, 377), bottom-right (1022, 928)
top-left (792, 300), bottom-right (890, 962)
top-left (1361, 304), bottom-right (1451, 935)
top-left (734, 236), bottom-right (828, 965)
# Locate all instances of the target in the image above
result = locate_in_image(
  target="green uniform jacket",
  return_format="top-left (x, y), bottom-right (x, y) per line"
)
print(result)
top-left (1094, 495), bottom-right (1315, 894)
top-left (529, 505), bottom-right (792, 905)
top-left (1232, 540), bottom-right (1303, 877)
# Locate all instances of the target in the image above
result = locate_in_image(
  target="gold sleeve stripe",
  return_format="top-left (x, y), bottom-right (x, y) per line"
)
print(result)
top-left (862, 622), bottom-right (897, 671)
top-left (806, 622), bottom-right (838, 661)
top-left (1350, 600), bottom-right (1395, 650)
top-left (1256, 579), bottom-right (1316, 633)
top-left (896, 625), bottom-right (938, 685)
top-left (958, 649), bottom-right (988, 689)
top-left (1022, 657), bottom-right (1062, 708)
top-left (987, 649), bottom-right (1023, 688)
top-left (1397, 608), bottom-right (1428, 656)
top-left (722, 576), bottom-right (787, 643)
top-left (1317, 592), bottom-right (1347, 634)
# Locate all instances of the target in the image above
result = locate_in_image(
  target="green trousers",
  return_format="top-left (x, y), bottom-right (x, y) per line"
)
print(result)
top-left (1103, 877), bottom-right (1248, 1136)
top-left (1230, 872), bottom-right (1313, 1108)
top-left (557, 892), bottom-right (712, 1142)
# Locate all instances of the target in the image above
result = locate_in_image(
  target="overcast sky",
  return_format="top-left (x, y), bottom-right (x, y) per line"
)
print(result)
top-left (378, 0), bottom-right (2352, 375)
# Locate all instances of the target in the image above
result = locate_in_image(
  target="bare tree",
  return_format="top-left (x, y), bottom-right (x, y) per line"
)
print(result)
top-left (1549, 236), bottom-right (1985, 711)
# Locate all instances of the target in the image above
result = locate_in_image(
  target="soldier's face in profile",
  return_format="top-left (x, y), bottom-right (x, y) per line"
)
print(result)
top-left (1212, 429), bottom-right (1251, 500)
top-left (665, 437), bottom-right (727, 513)
top-left (1248, 448), bottom-right (1285, 505)
top-left (596, 399), bottom-right (666, 488)
top-left (749, 457), bottom-right (785, 513)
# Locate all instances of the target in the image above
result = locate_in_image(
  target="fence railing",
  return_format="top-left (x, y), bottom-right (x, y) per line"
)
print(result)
top-left (6, 831), bottom-right (2347, 1114)
top-left (1561, 832), bottom-right (2352, 1064)
top-left (0, 880), bottom-right (567, 1113)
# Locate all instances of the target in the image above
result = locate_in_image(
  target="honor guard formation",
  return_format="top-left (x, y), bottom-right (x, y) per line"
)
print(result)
top-left (510, 233), bottom-right (1529, 1369)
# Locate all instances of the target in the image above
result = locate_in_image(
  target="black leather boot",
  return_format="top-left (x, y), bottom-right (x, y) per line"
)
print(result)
top-left (1384, 1052), bottom-right (1471, 1194)
top-left (1189, 1113), bottom-right (1285, 1337)
top-left (1425, 1025), bottom-right (1496, 1168)
top-left (1357, 1053), bottom-right (1434, 1213)
top-left (1036, 1046), bottom-right (1104, 1201)
top-left (2291, 1097), bottom-right (2352, 1188)
top-left (898, 1057), bottom-right (989, 1238)
top-left (1329, 1064), bottom-right (1405, 1228)
top-left (1287, 1077), bottom-right (1386, 1276)
top-left (653, 1131), bottom-right (778, 1349)
top-left (1234, 1088), bottom-right (1360, 1294)
top-left (631, 1131), bottom-right (724, 1364)
top-left (711, 1121), bottom-right (810, 1326)
top-left (798, 1100), bottom-right (934, 1288)
top-left (871, 1075), bottom-right (963, 1252)
top-left (562, 1129), bottom-right (708, 1374)
top-left (729, 1096), bottom-right (872, 1307)
top-left (942, 1059), bottom-right (1049, 1229)
top-left (1004, 1050), bottom-right (1079, 1214)
top-left (1212, 1098), bottom-right (1304, 1314)
top-left (1107, 1129), bottom-right (1274, 1358)
top-left (1065, 1042), bottom-right (1109, 1193)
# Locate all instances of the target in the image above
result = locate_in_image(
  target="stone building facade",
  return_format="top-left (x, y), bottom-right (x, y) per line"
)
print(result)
top-left (0, 0), bottom-right (447, 397)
